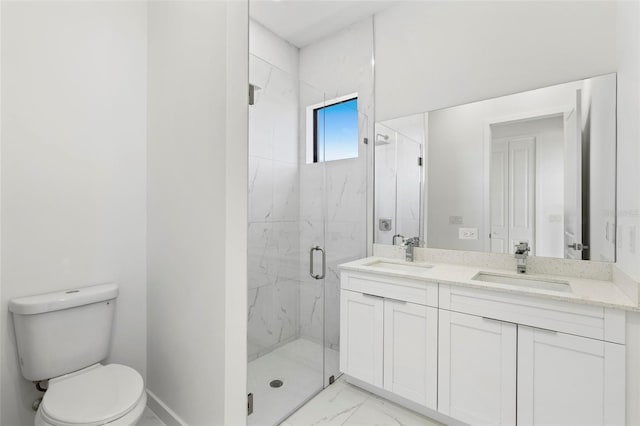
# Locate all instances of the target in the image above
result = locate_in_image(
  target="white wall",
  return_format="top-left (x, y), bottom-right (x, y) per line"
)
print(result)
top-left (1, 2), bottom-right (147, 424)
top-left (616, 1), bottom-right (640, 281)
top-left (147, 2), bottom-right (247, 425)
top-left (616, 2), bottom-right (640, 426)
top-left (374, 1), bottom-right (617, 122)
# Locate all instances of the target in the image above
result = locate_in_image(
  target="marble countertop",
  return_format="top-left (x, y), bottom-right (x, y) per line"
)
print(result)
top-left (339, 256), bottom-right (639, 311)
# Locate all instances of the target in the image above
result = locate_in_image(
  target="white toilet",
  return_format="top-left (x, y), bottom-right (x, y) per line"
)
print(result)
top-left (9, 283), bottom-right (147, 426)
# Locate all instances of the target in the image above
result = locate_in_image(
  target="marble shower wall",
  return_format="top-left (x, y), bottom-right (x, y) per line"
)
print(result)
top-left (248, 52), bottom-right (301, 360)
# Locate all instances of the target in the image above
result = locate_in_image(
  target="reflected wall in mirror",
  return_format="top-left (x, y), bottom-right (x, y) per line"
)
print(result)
top-left (375, 74), bottom-right (617, 262)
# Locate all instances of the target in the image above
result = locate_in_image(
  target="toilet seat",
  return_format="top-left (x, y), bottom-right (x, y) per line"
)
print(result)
top-left (37, 364), bottom-right (145, 426)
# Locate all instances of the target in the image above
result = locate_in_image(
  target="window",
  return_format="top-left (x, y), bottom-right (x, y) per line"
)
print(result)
top-left (311, 96), bottom-right (359, 163)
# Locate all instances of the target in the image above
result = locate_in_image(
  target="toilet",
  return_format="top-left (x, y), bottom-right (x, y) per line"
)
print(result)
top-left (9, 283), bottom-right (147, 426)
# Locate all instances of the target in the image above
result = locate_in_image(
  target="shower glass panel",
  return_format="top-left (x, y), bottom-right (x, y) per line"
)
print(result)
top-left (322, 110), bottom-right (369, 386)
top-left (247, 53), bottom-right (369, 425)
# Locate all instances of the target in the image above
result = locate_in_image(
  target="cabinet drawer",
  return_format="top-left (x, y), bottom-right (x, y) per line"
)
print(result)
top-left (341, 272), bottom-right (438, 307)
top-left (439, 284), bottom-right (625, 344)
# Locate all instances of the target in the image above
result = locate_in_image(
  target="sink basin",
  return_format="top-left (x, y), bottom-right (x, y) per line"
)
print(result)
top-left (472, 272), bottom-right (571, 292)
top-left (365, 260), bottom-right (433, 274)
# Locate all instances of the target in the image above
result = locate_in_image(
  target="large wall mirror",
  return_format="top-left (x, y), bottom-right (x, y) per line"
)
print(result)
top-left (375, 74), bottom-right (617, 262)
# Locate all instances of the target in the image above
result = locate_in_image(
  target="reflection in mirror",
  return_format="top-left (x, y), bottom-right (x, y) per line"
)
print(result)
top-left (374, 117), bottom-right (424, 246)
top-left (375, 74), bottom-right (617, 262)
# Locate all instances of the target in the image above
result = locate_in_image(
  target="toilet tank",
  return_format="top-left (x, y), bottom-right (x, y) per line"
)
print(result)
top-left (9, 283), bottom-right (118, 382)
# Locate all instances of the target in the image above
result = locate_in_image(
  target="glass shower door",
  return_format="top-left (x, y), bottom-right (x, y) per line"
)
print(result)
top-left (247, 55), bottom-right (325, 426)
top-left (247, 53), bottom-right (370, 425)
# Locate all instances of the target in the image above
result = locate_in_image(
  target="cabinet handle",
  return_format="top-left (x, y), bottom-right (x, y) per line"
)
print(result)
top-left (362, 293), bottom-right (384, 299)
top-left (482, 316), bottom-right (517, 326)
top-left (482, 317), bottom-right (558, 334)
top-left (362, 293), bottom-right (407, 304)
top-left (525, 324), bottom-right (558, 334)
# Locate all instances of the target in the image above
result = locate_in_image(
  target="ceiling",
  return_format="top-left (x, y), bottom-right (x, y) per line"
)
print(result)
top-left (249, 1), bottom-right (394, 48)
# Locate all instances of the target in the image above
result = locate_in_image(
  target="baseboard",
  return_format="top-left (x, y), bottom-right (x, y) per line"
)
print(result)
top-left (343, 375), bottom-right (468, 426)
top-left (146, 389), bottom-right (188, 426)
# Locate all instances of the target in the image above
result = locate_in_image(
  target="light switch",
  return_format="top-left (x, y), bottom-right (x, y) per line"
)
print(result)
top-left (548, 214), bottom-right (562, 223)
top-left (449, 216), bottom-right (463, 225)
top-left (459, 227), bottom-right (478, 240)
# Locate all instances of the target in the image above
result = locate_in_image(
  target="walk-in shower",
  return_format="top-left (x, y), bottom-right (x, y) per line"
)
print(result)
top-left (247, 52), bottom-right (370, 426)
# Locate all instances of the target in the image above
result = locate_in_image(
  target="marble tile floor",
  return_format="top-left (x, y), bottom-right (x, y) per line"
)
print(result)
top-left (138, 407), bottom-right (166, 426)
top-left (248, 338), bottom-right (339, 426)
top-left (280, 378), bottom-right (442, 426)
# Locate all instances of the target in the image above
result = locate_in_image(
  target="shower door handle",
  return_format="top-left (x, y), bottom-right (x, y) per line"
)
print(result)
top-left (309, 246), bottom-right (326, 280)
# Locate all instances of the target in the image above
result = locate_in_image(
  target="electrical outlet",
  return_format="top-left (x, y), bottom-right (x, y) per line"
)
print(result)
top-left (459, 227), bottom-right (478, 240)
top-left (630, 226), bottom-right (636, 254)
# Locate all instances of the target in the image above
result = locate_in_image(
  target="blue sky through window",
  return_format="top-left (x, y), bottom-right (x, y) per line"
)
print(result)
top-left (316, 98), bottom-right (358, 162)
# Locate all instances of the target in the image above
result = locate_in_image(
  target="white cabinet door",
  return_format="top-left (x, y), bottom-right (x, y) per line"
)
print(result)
top-left (438, 310), bottom-right (517, 425)
top-left (517, 326), bottom-right (625, 426)
top-left (383, 300), bottom-right (437, 409)
top-left (339, 290), bottom-right (384, 387)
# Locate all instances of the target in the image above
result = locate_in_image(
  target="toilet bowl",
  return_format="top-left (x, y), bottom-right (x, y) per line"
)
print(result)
top-left (9, 284), bottom-right (146, 426)
top-left (35, 364), bottom-right (146, 426)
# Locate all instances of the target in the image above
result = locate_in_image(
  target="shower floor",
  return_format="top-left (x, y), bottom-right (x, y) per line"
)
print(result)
top-left (248, 338), bottom-right (340, 426)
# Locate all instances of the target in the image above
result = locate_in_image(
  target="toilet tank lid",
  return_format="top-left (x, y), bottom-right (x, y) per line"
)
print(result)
top-left (9, 283), bottom-right (118, 315)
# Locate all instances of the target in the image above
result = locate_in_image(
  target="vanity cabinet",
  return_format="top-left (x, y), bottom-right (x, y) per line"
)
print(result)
top-left (438, 310), bottom-right (517, 425)
top-left (340, 271), bottom-right (626, 426)
top-left (517, 326), bottom-right (625, 426)
top-left (340, 272), bottom-right (439, 410)
top-left (340, 289), bottom-right (384, 387)
top-left (384, 299), bottom-right (438, 408)
top-left (438, 284), bottom-right (625, 426)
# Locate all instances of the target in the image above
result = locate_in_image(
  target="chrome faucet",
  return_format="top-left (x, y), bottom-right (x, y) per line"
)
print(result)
top-left (392, 234), bottom-right (405, 246)
top-left (403, 237), bottom-right (421, 262)
top-left (514, 241), bottom-right (531, 274)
